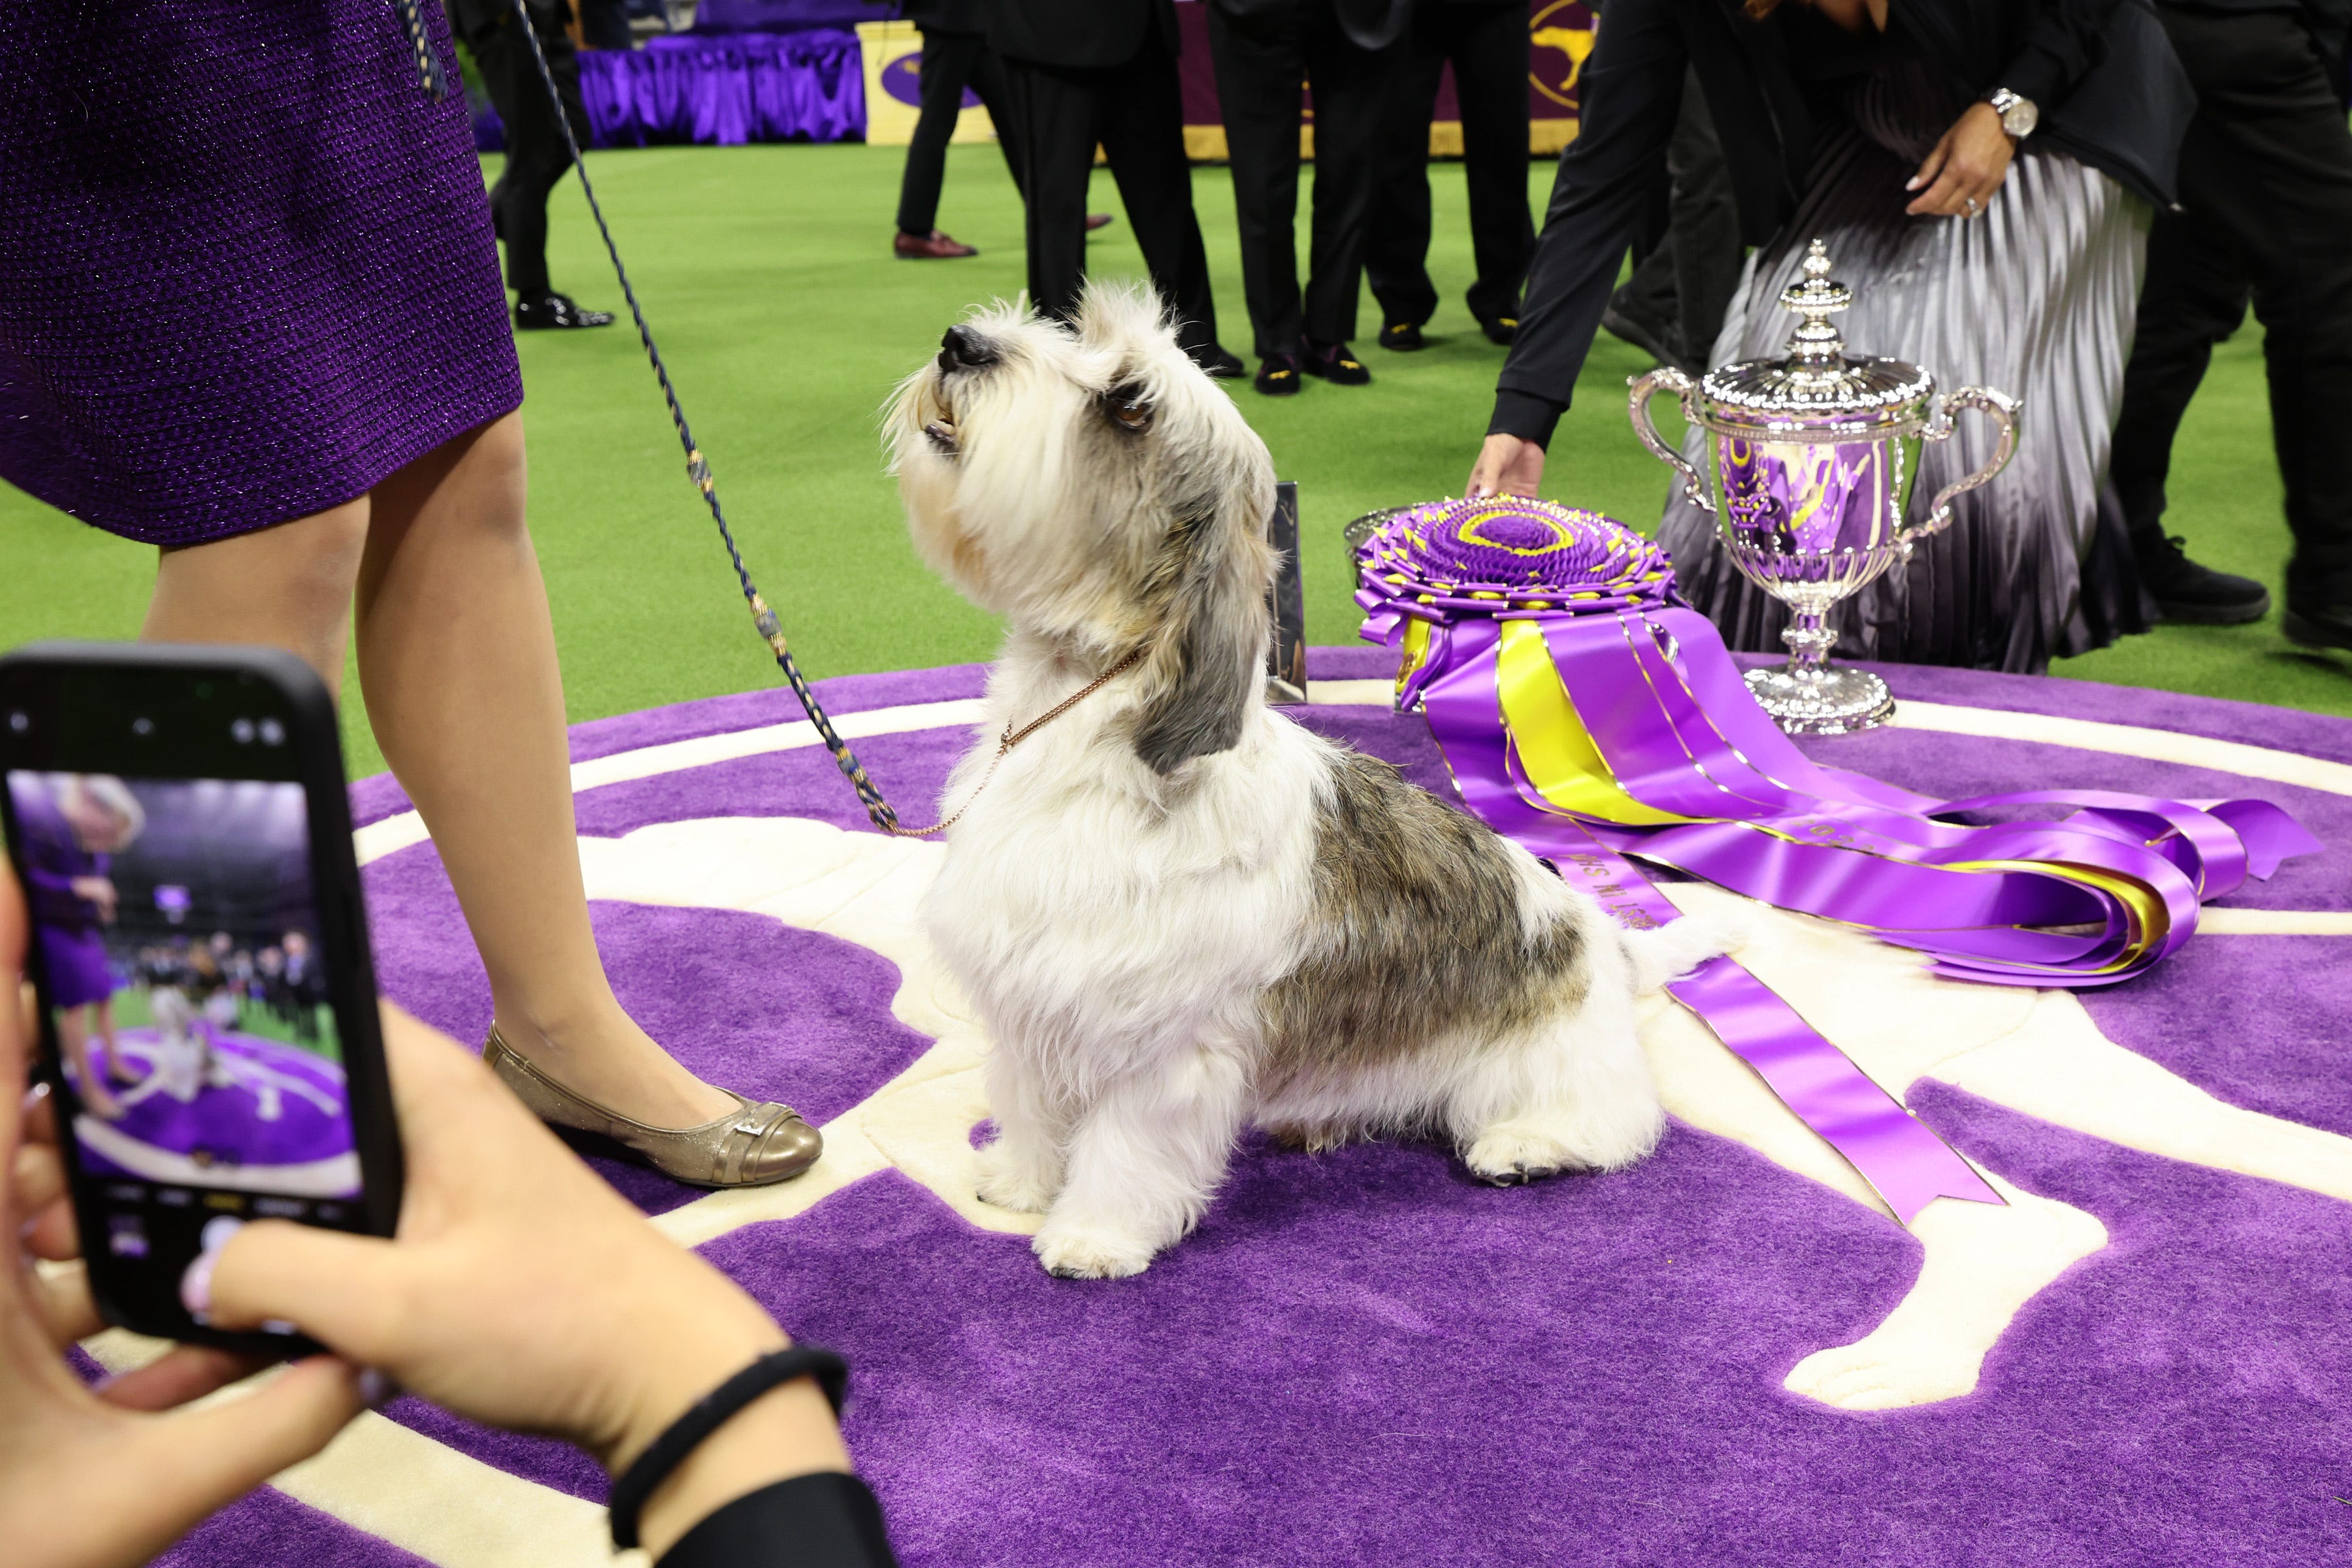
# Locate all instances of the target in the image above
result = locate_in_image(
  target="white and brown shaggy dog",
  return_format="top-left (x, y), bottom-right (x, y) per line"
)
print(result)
top-left (886, 284), bottom-right (1736, 1279)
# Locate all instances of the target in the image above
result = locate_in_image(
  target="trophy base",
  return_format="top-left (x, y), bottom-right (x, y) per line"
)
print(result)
top-left (1744, 663), bottom-right (1895, 735)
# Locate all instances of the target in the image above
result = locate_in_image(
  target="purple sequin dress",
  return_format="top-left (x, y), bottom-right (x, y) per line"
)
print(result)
top-left (0, 1), bottom-right (524, 546)
top-left (10, 781), bottom-right (119, 1010)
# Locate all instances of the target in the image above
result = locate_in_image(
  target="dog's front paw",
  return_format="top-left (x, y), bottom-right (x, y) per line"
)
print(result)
top-left (973, 1139), bottom-right (1058, 1213)
top-left (1032, 1218), bottom-right (1157, 1280)
top-left (1464, 1125), bottom-right (1582, 1186)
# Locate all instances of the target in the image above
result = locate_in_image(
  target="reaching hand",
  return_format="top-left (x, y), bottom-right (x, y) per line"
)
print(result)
top-left (1467, 433), bottom-right (1546, 498)
top-left (1906, 101), bottom-right (2014, 219)
top-left (69, 875), bottom-right (118, 923)
top-left (195, 1005), bottom-right (852, 1559)
top-left (0, 865), bottom-right (366, 1568)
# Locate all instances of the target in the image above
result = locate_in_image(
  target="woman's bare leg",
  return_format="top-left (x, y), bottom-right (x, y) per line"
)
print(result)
top-left (142, 502), bottom-right (370, 691)
top-left (353, 414), bottom-right (734, 1126)
top-left (142, 416), bottom-right (733, 1127)
top-left (58, 1007), bottom-right (122, 1120)
top-left (96, 996), bottom-right (135, 1086)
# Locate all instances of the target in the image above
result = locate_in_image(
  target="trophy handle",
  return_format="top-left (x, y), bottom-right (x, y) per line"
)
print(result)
top-left (1912, 385), bottom-right (2020, 540)
top-left (1627, 368), bottom-right (1714, 515)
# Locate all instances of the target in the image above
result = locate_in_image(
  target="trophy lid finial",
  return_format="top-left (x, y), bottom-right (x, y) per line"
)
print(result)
top-left (1691, 237), bottom-right (1935, 425)
top-left (1778, 239), bottom-right (1852, 366)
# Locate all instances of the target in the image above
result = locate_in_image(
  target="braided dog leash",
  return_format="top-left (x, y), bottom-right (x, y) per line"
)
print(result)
top-left (399, 2), bottom-right (1140, 834)
top-left (387, 0), bottom-right (903, 829)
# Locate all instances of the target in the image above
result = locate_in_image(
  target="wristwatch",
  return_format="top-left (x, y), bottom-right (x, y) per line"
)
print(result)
top-left (1984, 88), bottom-right (2039, 140)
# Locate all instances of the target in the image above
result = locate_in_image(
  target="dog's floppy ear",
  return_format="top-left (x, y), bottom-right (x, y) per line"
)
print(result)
top-left (1132, 488), bottom-right (1277, 775)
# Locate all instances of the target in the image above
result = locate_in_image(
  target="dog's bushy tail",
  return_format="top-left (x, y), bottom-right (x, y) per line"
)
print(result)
top-left (1621, 914), bottom-right (1746, 994)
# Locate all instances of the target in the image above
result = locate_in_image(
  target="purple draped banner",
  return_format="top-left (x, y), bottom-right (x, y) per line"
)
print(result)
top-left (1356, 498), bottom-right (2319, 1224)
top-left (474, 31), bottom-right (864, 152)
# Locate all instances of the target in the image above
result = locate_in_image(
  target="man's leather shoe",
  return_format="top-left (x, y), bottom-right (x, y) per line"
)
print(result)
top-left (1190, 344), bottom-right (1247, 379)
top-left (2285, 599), bottom-right (2352, 653)
top-left (514, 293), bottom-right (615, 330)
top-left (1601, 302), bottom-right (1690, 371)
top-left (2132, 532), bottom-right (2270, 625)
top-left (1254, 353), bottom-right (1303, 396)
top-left (1303, 340), bottom-right (1371, 385)
top-left (1085, 213), bottom-right (1114, 232)
top-left (1475, 309), bottom-right (1520, 347)
top-left (1379, 321), bottom-right (1426, 351)
top-left (895, 229), bottom-right (979, 259)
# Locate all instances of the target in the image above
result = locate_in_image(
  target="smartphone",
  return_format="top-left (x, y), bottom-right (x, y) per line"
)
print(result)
top-left (0, 642), bottom-right (401, 1354)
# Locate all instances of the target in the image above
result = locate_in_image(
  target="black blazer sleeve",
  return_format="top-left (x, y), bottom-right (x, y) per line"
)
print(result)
top-left (1488, 0), bottom-right (1701, 446)
top-left (1991, 0), bottom-right (2125, 107)
top-left (655, 1473), bottom-right (900, 1568)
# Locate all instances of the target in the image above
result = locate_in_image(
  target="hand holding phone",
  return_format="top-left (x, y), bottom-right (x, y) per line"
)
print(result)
top-left (0, 862), bottom-right (369, 1568)
top-left (0, 644), bottom-right (402, 1353)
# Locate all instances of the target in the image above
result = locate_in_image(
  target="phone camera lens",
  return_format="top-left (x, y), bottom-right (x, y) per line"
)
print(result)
top-left (230, 718), bottom-right (255, 744)
top-left (257, 717), bottom-right (286, 747)
top-left (5, 711), bottom-right (25, 734)
top-left (130, 717), bottom-right (154, 737)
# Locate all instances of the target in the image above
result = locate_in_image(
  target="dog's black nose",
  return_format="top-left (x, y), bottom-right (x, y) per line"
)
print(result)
top-left (938, 324), bottom-right (998, 373)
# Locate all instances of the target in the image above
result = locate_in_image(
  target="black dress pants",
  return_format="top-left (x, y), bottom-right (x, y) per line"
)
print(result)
top-left (1205, 1), bottom-right (1390, 358)
top-left (895, 27), bottom-right (1026, 237)
top-left (1609, 66), bottom-right (1742, 368)
top-left (999, 39), bottom-right (1222, 355)
top-left (1365, 0), bottom-right (1532, 332)
top-left (2110, 7), bottom-right (2352, 610)
top-left (471, 14), bottom-right (589, 301)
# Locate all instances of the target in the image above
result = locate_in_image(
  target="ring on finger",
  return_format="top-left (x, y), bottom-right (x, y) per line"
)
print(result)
top-left (1963, 195), bottom-right (1982, 216)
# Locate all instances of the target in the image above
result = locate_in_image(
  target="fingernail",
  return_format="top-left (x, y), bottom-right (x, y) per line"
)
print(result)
top-left (357, 1368), bottom-right (395, 1409)
top-left (1904, 178), bottom-right (1921, 189)
top-left (180, 1247), bottom-right (219, 1322)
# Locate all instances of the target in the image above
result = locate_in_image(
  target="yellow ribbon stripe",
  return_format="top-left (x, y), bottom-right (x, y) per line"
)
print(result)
top-left (1489, 619), bottom-right (2172, 973)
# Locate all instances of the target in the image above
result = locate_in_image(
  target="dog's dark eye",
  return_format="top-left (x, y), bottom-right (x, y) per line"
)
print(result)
top-left (1103, 387), bottom-right (1153, 434)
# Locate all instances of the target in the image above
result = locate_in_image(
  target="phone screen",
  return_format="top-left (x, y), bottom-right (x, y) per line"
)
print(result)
top-left (9, 768), bottom-right (365, 1321)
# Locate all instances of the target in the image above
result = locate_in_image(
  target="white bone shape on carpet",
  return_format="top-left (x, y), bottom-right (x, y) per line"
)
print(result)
top-left (574, 811), bottom-right (2352, 1414)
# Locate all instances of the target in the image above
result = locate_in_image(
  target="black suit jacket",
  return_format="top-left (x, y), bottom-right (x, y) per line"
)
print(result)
top-left (988, 0), bottom-right (1179, 67)
top-left (1209, 0), bottom-right (1412, 50)
top-left (1488, 0), bottom-right (2195, 448)
top-left (901, 0), bottom-right (995, 35)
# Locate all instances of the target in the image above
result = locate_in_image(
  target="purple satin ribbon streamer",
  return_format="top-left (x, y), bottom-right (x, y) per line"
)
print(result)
top-left (1355, 497), bottom-right (2319, 1223)
top-left (1418, 622), bottom-right (2002, 1224)
top-left (1531, 609), bottom-right (2319, 987)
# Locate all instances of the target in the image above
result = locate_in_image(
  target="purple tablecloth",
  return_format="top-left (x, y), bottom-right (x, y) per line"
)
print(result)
top-left (474, 30), bottom-right (864, 152)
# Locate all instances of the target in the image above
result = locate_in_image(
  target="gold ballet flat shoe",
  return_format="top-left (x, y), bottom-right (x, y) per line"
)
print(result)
top-left (483, 1025), bottom-right (822, 1188)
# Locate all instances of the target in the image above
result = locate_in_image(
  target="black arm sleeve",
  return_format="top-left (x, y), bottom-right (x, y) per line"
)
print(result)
top-left (1488, 0), bottom-right (1696, 448)
top-left (655, 1473), bottom-right (901, 1568)
top-left (1994, 0), bottom-right (2127, 106)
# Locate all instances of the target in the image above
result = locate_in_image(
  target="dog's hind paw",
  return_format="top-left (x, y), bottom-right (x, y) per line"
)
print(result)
top-left (1033, 1219), bottom-right (1156, 1280)
top-left (974, 1140), bottom-right (1058, 1214)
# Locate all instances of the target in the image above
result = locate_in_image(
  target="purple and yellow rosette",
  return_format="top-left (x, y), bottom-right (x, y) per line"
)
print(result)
top-left (1356, 498), bottom-right (2319, 1225)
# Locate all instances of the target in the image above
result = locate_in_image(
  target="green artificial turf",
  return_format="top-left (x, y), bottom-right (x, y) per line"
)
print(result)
top-left (3, 143), bottom-right (2345, 781)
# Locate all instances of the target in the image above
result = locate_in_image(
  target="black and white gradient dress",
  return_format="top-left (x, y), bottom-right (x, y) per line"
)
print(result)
top-left (1658, 59), bottom-right (2152, 675)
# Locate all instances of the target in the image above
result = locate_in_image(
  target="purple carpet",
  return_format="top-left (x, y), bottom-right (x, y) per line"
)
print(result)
top-left (76, 1026), bottom-right (355, 1194)
top-left (162, 651), bottom-right (2352, 1567)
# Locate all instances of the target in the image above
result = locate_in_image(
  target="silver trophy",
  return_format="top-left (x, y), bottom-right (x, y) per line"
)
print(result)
top-left (1629, 240), bottom-right (2020, 734)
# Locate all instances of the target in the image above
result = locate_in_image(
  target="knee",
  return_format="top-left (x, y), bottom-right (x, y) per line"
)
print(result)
top-left (276, 504), bottom-right (374, 604)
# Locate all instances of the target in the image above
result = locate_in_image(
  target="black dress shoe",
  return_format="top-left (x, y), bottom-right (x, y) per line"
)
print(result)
top-left (1085, 213), bottom-right (1114, 232)
top-left (1254, 353), bottom-right (1303, 396)
top-left (2285, 599), bottom-right (2352, 652)
top-left (1190, 344), bottom-right (1247, 379)
top-left (1601, 302), bottom-right (1690, 371)
top-left (1378, 321), bottom-right (1426, 351)
top-left (1475, 310), bottom-right (1520, 347)
top-left (2132, 532), bottom-right (2270, 625)
top-left (1303, 340), bottom-right (1371, 385)
top-left (514, 293), bottom-right (615, 330)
